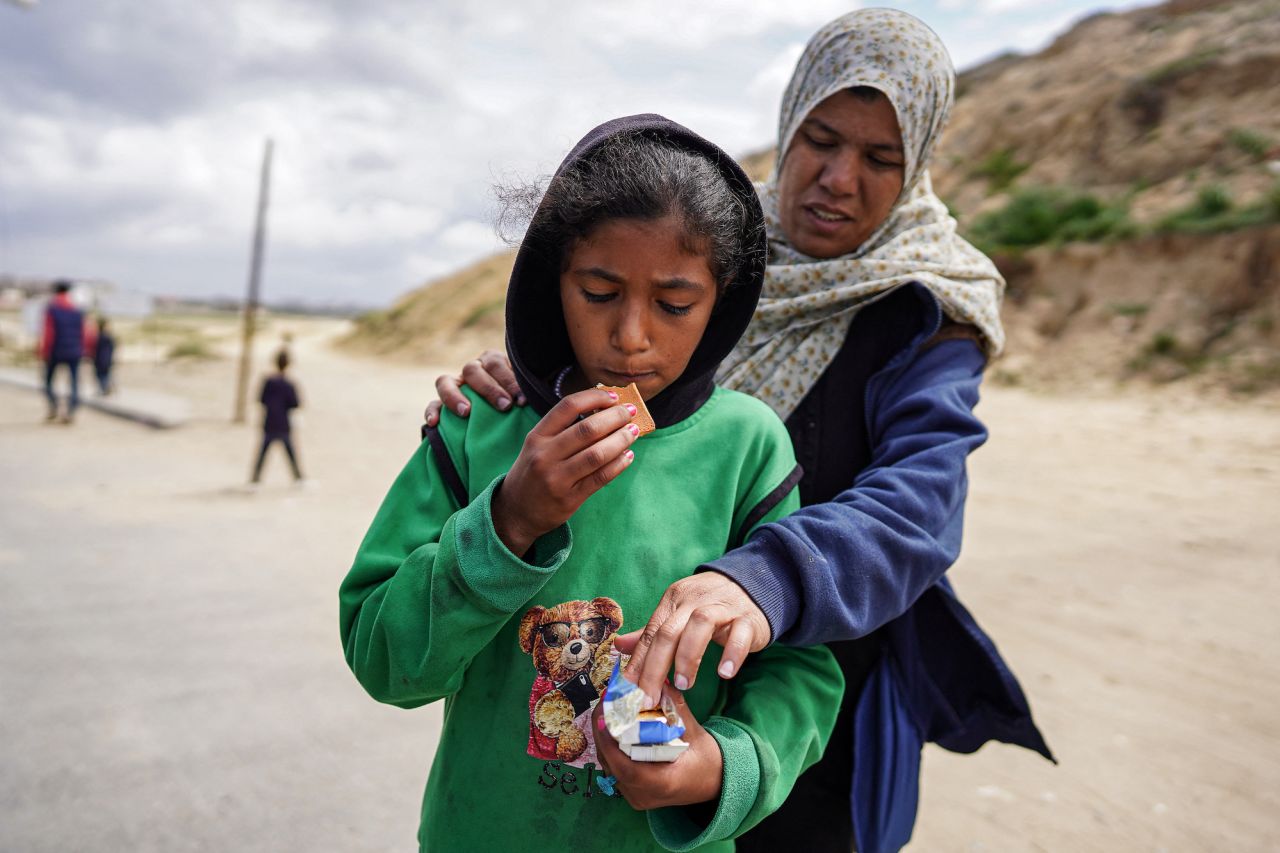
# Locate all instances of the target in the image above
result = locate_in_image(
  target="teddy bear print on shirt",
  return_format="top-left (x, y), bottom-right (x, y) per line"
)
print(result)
top-left (519, 597), bottom-right (622, 767)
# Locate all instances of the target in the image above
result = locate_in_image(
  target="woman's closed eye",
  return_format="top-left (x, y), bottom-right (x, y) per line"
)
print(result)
top-left (659, 301), bottom-right (694, 317)
top-left (868, 153), bottom-right (904, 170)
top-left (803, 131), bottom-right (837, 149)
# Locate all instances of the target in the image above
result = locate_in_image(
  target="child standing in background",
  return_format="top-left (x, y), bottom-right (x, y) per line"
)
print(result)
top-left (339, 115), bottom-right (841, 851)
top-left (92, 317), bottom-right (116, 396)
top-left (250, 350), bottom-right (303, 486)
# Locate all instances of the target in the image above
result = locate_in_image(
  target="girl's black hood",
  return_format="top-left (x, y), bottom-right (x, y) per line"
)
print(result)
top-left (505, 113), bottom-right (766, 428)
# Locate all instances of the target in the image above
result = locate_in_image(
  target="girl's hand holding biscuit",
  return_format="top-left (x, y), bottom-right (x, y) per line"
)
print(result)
top-left (491, 386), bottom-right (640, 555)
top-left (591, 686), bottom-right (723, 811)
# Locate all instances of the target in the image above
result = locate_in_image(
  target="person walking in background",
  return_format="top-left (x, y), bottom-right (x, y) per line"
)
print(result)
top-left (250, 350), bottom-right (304, 486)
top-left (40, 280), bottom-right (85, 424)
top-left (92, 317), bottom-right (116, 396)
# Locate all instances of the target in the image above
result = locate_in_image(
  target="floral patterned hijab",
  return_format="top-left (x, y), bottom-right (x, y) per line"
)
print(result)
top-left (718, 8), bottom-right (1005, 421)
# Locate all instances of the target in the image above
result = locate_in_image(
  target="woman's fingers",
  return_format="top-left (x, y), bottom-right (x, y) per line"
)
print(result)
top-left (434, 373), bottom-right (471, 418)
top-left (459, 356), bottom-right (514, 412)
top-left (671, 605), bottom-right (725, 691)
top-left (624, 574), bottom-right (772, 701)
top-left (612, 630), bottom-right (642, 656)
top-left (623, 593), bottom-right (677, 695)
top-left (423, 399), bottom-right (443, 428)
top-left (631, 607), bottom-right (694, 706)
top-left (714, 617), bottom-right (756, 681)
top-left (477, 349), bottom-right (525, 407)
top-left (430, 351), bottom-right (523, 423)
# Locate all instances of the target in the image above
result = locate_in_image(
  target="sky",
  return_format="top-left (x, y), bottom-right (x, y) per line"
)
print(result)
top-left (0, 0), bottom-right (1152, 309)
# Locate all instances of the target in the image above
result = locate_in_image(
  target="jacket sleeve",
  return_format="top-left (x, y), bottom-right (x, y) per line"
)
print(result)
top-left (702, 338), bottom-right (988, 647)
top-left (339, 436), bottom-right (571, 709)
top-left (648, 430), bottom-right (843, 849)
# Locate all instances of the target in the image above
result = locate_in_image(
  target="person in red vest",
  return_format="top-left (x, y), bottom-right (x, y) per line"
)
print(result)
top-left (39, 280), bottom-right (86, 424)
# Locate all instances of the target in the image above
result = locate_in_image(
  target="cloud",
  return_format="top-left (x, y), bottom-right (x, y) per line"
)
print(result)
top-left (0, 1), bottom-right (1120, 306)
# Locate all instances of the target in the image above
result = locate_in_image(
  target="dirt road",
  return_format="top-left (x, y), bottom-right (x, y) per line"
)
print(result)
top-left (2, 319), bottom-right (1277, 851)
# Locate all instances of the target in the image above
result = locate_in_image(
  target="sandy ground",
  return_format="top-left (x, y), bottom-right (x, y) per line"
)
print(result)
top-left (1, 317), bottom-right (1278, 852)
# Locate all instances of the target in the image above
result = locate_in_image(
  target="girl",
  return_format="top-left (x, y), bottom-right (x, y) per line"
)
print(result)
top-left (339, 115), bottom-right (842, 852)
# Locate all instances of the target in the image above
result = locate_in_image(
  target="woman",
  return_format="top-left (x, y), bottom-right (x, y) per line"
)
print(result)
top-left (425, 10), bottom-right (1052, 852)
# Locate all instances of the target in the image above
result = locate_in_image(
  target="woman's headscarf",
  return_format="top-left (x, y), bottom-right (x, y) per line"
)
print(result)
top-left (718, 8), bottom-right (1005, 421)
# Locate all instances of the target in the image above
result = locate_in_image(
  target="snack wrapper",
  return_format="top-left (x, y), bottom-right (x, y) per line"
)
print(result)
top-left (601, 658), bottom-right (689, 762)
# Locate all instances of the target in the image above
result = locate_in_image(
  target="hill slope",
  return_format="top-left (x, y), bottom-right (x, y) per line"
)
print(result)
top-left (343, 0), bottom-right (1280, 394)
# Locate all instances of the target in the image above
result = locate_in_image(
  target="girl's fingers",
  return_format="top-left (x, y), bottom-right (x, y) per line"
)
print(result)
top-left (478, 350), bottom-right (526, 407)
top-left (592, 702), bottom-right (627, 784)
top-left (562, 423), bottom-right (638, 485)
top-left (434, 373), bottom-right (471, 418)
top-left (715, 618), bottom-right (755, 681)
top-left (534, 389), bottom-right (628, 439)
top-left (571, 437), bottom-right (636, 497)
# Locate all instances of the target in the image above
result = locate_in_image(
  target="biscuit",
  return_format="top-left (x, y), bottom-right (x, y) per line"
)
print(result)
top-left (596, 382), bottom-right (656, 436)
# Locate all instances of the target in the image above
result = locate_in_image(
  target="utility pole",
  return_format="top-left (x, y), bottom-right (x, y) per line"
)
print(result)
top-left (232, 138), bottom-right (273, 423)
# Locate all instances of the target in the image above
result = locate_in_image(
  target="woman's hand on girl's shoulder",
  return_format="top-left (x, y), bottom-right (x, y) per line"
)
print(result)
top-left (590, 687), bottom-right (723, 811)
top-left (490, 387), bottom-right (641, 555)
top-left (424, 350), bottom-right (523, 427)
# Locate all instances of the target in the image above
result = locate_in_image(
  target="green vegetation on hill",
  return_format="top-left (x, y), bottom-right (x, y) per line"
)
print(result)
top-left (1155, 184), bottom-right (1280, 234)
top-left (966, 187), bottom-right (1137, 253)
top-left (967, 181), bottom-right (1280, 253)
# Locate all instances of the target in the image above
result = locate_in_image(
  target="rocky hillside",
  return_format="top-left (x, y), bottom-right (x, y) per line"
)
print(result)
top-left (342, 0), bottom-right (1280, 394)
top-left (933, 0), bottom-right (1280, 225)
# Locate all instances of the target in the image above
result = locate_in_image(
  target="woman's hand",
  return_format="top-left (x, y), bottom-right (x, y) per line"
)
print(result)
top-left (591, 686), bottom-right (722, 810)
top-left (424, 349), bottom-right (521, 427)
top-left (615, 573), bottom-right (771, 706)
top-left (491, 387), bottom-right (640, 555)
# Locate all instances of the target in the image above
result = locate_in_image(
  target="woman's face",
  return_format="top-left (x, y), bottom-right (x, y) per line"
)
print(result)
top-left (775, 89), bottom-right (905, 259)
top-left (559, 216), bottom-right (717, 401)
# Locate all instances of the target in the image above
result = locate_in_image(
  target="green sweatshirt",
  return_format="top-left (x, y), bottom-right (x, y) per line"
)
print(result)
top-left (340, 386), bottom-right (842, 851)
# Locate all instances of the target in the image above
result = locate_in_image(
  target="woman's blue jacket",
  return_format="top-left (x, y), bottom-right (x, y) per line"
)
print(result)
top-left (703, 282), bottom-right (1054, 852)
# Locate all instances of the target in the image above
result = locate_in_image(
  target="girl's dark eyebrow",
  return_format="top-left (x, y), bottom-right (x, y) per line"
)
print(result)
top-left (806, 116), bottom-right (904, 154)
top-left (657, 278), bottom-right (706, 293)
top-left (575, 266), bottom-right (624, 283)
top-left (575, 267), bottom-right (706, 293)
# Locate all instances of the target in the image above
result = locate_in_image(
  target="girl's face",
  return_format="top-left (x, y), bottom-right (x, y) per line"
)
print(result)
top-left (776, 89), bottom-right (905, 259)
top-left (559, 216), bottom-right (717, 401)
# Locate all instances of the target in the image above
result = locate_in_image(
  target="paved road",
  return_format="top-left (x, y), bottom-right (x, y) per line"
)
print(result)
top-left (0, 333), bottom-right (443, 852)
top-left (3, 327), bottom-right (1279, 851)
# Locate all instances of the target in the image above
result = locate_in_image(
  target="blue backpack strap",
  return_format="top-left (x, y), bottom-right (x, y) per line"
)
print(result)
top-left (421, 423), bottom-right (468, 507)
